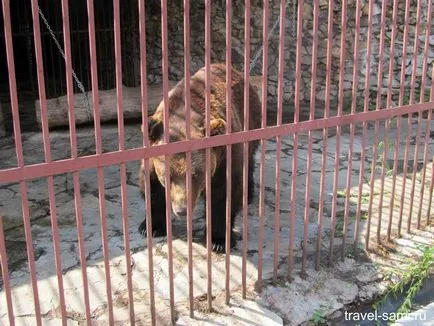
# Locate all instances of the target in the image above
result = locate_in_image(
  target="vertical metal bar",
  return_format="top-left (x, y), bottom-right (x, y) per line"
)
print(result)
top-left (0, 217), bottom-right (15, 326)
top-left (406, 0), bottom-right (423, 233)
top-left (291, 0), bottom-right (303, 273)
top-left (86, 0), bottom-right (114, 323)
top-left (2, 1), bottom-right (42, 324)
top-left (138, 1), bottom-right (156, 324)
top-left (225, 0), bottom-right (233, 304)
top-left (274, 0), bottom-right (285, 280)
top-left (61, 1), bottom-right (92, 323)
top-left (303, 0), bottom-right (319, 273)
top-left (426, 158), bottom-right (434, 223)
top-left (160, 0), bottom-right (176, 321)
top-left (204, 0), bottom-right (213, 311)
top-left (315, 0), bottom-right (333, 270)
top-left (183, 0), bottom-right (194, 317)
top-left (347, 0), bottom-right (361, 245)
top-left (30, 1), bottom-right (67, 324)
top-left (367, 0), bottom-right (387, 246)
top-left (256, 0), bottom-right (268, 293)
top-left (384, 0), bottom-right (399, 242)
top-left (358, 0), bottom-right (374, 250)
top-left (391, 0), bottom-right (411, 237)
top-left (418, 4), bottom-right (434, 226)
top-left (242, 0), bottom-right (251, 299)
top-left (113, 0), bottom-right (135, 323)
top-left (398, 1), bottom-right (421, 234)
top-left (328, 0), bottom-right (347, 263)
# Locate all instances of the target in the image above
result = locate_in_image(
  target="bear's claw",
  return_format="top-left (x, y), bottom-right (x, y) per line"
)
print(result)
top-left (211, 237), bottom-right (236, 253)
top-left (138, 220), bottom-right (167, 238)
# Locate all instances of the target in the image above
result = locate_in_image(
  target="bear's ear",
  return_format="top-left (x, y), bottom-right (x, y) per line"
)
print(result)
top-left (148, 118), bottom-right (164, 143)
top-left (210, 118), bottom-right (226, 136)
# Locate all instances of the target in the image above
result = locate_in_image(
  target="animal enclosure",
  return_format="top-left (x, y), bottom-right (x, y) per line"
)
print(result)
top-left (0, 0), bottom-right (433, 325)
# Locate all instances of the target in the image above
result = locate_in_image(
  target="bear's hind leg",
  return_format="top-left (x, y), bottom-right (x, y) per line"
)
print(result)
top-left (139, 172), bottom-right (167, 237)
top-left (210, 196), bottom-right (237, 253)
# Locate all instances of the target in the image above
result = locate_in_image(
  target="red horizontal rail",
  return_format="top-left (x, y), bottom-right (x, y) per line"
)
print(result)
top-left (0, 101), bottom-right (432, 184)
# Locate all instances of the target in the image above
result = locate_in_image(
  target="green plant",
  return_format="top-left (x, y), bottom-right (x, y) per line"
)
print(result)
top-left (334, 216), bottom-right (345, 238)
top-left (310, 308), bottom-right (326, 325)
top-left (373, 246), bottom-right (434, 321)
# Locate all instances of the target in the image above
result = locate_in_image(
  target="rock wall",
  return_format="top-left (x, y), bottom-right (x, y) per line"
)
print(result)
top-left (141, 0), bottom-right (433, 117)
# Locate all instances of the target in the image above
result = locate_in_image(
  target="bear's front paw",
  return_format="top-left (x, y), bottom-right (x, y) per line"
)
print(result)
top-left (211, 237), bottom-right (236, 253)
top-left (138, 220), bottom-right (167, 238)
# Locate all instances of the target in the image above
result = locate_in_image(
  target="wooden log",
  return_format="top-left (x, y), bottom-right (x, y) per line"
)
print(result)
top-left (35, 76), bottom-right (263, 129)
top-left (35, 82), bottom-right (177, 129)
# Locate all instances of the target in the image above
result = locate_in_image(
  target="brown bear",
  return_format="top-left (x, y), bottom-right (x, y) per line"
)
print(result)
top-left (139, 63), bottom-right (261, 252)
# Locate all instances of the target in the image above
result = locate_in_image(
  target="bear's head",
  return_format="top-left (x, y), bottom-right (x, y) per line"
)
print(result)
top-left (146, 116), bottom-right (226, 217)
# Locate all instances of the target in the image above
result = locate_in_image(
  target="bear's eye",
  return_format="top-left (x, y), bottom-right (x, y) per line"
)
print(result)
top-left (192, 171), bottom-right (203, 180)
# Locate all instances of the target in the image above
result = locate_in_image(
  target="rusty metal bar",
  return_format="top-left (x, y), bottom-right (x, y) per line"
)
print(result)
top-left (225, 0), bottom-right (233, 305)
top-left (257, 0), bottom-right (268, 292)
top-left (183, 0), bottom-right (194, 317)
top-left (418, 2), bottom-right (434, 226)
top-left (30, 1), bottom-right (67, 324)
top-left (1, 102), bottom-right (432, 185)
top-left (113, 0), bottom-right (135, 323)
top-left (399, 1), bottom-right (420, 233)
top-left (86, 0), bottom-right (114, 323)
top-left (393, 0), bottom-right (411, 237)
top-left (60, 1), bottom-right (92, 309)
top-left (359, 0), bottom-right (374, 250)
top-left (367, 0), bottom-right (387, 246)
top-left (160, 0), bottom-right (176, 321)
top-left (347, 0), bottom-right (361, 245)
top-left (138, 1), bottom-right (156, 324)
top-left (385, 0), bottom-right (399, 242)
top-left (315, 0), bottom-right (333, 270)
top-left (292, 0), bottom-right (303, 274)
top-left (288, 0), bottom-right (304, 276)
top-left (328, 0), bottom-right (347, 263)
top-left (204, 0), bottom-right (213, 311)
top-left (0, 217), bottom-right (15, 326)
top-left (427, 158), bottom-right (434, 223)
top-left (274, 0), bottom-right (286, 281)
top-left (242, 0), bottom-right (251, 299)
top-left (1, 1), bottom-right (42, 324)
top-left (302, 0), bottom-right (319, 272)
top-left (406, 0), bottom-right (423, 232)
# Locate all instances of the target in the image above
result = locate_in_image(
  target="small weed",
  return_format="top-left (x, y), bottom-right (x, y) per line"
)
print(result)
top-left (334, 217), bottom-right (345, 238)
top-left (310, 308), bottom-right (326, 325)
top-left (373, 246), bottom-right (434, 322)
top-left (389, 118), bottom-right (398, 129)
top-left (361, 195), bottom-right (370, 204)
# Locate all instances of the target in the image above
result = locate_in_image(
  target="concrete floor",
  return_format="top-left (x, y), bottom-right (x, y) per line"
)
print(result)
top-left (0, 116), bottom-right (433, 325)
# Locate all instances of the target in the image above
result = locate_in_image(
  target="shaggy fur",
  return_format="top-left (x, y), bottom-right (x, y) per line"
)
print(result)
top-left (139, 63), bottom-right (261, 252)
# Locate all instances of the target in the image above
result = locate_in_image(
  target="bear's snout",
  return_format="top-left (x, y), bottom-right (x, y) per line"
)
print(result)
top-left (173, 206), bottom-right (187, 217)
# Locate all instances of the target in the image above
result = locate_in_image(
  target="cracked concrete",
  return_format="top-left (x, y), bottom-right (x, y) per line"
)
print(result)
top-left (0, 116), bottom-right (433, 325)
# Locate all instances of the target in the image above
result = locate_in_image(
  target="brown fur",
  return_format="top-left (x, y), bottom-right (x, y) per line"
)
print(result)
top-left (139, 63), bottom-right (262, 252)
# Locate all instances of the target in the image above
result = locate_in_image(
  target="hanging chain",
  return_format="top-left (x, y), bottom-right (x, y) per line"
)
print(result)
top-left (38, 7), bottom-right (92, 121)
top-left (249, 0), bottom-right (292, 74)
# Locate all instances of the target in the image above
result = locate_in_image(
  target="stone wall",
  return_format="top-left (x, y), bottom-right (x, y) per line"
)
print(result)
top-left (141, 0), bottom-right (433, 118)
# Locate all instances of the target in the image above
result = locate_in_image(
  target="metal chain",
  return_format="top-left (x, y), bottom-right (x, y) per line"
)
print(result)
top-left (38, 7), bottom-right (92, 121)
top-left (249, 0), bottom-right (296, 75)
